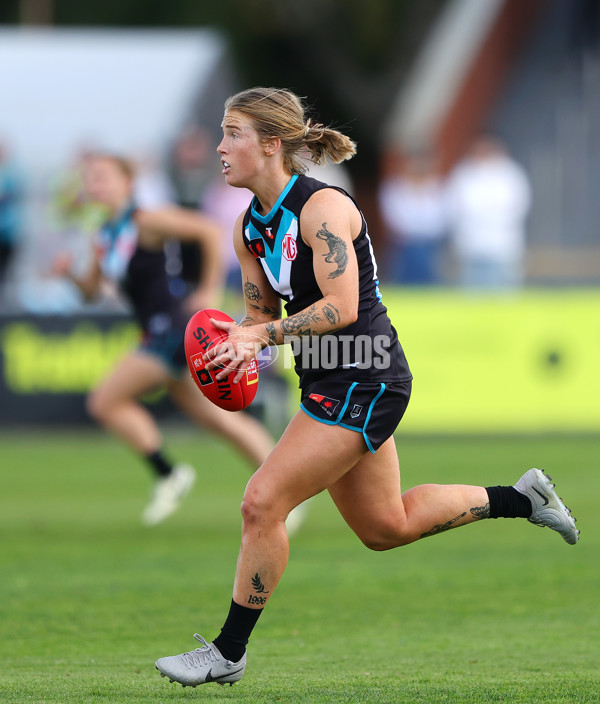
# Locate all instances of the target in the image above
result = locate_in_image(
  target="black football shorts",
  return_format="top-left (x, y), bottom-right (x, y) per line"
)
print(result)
top-left (300, 376), bottom-right (411, 453)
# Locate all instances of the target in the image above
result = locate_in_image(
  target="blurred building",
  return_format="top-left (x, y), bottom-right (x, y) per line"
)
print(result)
top-left (383, 0), bottom-right (600, 286)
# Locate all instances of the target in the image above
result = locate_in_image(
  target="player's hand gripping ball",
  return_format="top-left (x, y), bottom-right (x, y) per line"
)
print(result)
top-left (184, 309), bottom-right (259, 411)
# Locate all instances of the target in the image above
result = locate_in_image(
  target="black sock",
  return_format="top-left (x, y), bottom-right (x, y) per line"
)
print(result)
top-left (486, 485), bottom-right (532, 519)
top-left (212, 600), bottom-right (263, 663)
top-left (145, 449), bottom-right (173, 478)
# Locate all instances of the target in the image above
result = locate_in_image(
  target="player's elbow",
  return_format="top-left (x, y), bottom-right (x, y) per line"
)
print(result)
top-left (339, 300), bottom-right (358, 327)
top-left (346, 304), bottom-right (359, 326)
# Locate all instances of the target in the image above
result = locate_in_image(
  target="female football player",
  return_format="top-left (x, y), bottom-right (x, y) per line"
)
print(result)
top-left (53, 153), bottom-right (276, 526)
top-left (155, 88), bottom-right (579, 686)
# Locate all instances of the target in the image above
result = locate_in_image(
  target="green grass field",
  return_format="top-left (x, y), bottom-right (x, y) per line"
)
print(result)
top-left (0, 430), bottom-right (598, 703)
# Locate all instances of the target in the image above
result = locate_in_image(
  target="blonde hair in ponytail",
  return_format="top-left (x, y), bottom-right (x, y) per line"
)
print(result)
top-left (224, 87), bottom-right (357, 175)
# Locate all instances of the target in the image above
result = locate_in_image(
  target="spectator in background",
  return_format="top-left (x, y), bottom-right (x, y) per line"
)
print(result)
top-left (0, 142), bottom-right (24, 286)
top-left (378, 150), bottom-right (448, 285)
top-left (446, 134), bottom-right (531, 290)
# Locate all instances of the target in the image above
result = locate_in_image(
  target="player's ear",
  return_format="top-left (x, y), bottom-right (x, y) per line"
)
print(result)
top-left (263, 136), bottom-right (281, 157)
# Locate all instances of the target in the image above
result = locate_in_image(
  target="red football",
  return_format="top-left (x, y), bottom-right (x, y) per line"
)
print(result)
top-left (184, 308), bottom-right (259, 412)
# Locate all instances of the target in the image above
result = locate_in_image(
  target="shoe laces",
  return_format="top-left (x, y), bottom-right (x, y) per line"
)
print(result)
top-left (180, 634), bottom-right (219, 669)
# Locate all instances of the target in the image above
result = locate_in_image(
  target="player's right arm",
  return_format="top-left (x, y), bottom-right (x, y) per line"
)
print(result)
top-left (52, 248), bottom-right (103, 301)
top-left (232, 211), bottom-right (282, 326)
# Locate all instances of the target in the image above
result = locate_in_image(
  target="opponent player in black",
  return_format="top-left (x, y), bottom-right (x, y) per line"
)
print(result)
top-left (53, 153), bottom-right (275, 525)
top-left (155, 87), bottom-right (579, 687)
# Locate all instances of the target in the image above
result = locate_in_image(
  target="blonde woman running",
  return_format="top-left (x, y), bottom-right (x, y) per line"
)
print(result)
top-left (155, 88), bottom-right (578, 687)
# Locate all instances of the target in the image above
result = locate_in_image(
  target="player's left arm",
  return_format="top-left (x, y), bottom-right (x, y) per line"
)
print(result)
top-left (136, 207), bottom-right (225, 308)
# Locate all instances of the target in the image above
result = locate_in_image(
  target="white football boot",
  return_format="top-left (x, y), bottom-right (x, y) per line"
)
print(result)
top-left (514, 468), bottom-right (579, 545)
top-left (142, 464), bottom-right (195, 526)
top-left (155, 634), bottom-right (246, 687)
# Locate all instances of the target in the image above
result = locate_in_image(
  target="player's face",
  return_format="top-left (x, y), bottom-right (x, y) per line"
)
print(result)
top-left (83, 158), bottom-right (132, 209)
top-left (217, 111), bottom-right (268, 188)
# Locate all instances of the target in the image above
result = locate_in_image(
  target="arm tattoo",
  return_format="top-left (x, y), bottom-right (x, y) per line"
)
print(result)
top-left (244, 280), bottom-right (261, 301)
top-left (322, 302), bottom-right (341, 327)
top-left (420, 512), bottom-right (467, 539)
top-left (280, 305), bottom-right (321, 336)
top-left (249, 303), bottom-right (280, 319)
top-left (315, 222), bottom-right (348, 279)
top-left (470, 502), bottom-right (490, 519)
top-left (265, 322), bottom-right (277, 345)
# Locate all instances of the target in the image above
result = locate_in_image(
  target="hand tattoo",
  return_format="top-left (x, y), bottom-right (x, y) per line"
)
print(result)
top-left (239, 315), bottom-right (255, 327)
top-left (420, 512), bottom-right (467, 539)
top-left (316, 222), bottom-right (348, 279)
top-left (244, 280), bottom-right (261, 301)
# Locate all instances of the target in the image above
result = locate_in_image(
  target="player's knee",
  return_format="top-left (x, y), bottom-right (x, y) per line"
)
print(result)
top-left (240, 486), bottom-right (272, 526)
top-left (240, 481), bottom-right (286, 527)
top-left (359, 519), bottom-right (412, 551)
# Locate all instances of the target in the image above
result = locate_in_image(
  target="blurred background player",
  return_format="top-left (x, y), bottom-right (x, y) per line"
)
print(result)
top-left (0, 141), bottom-right (24, 293)
top-left (52, 153), bottom-right (275, 525)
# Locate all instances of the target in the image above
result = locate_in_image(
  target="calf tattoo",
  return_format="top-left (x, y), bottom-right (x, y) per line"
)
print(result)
top-left (248, 573), bottom-right (269, 606)
top-left (470, 502), bottom-right (490, 519)
top-left (420, 511), bottom-right (467, 538)
top-left (316, 222), bottom-right (348, 279)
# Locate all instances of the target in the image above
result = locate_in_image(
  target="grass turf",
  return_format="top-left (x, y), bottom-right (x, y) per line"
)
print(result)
top-left (0, 430), bottom-right (598, 703)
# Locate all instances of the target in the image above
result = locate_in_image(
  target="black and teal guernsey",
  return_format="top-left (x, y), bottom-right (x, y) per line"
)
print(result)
top-left (96, 203), bottom-right (188, 335)
top-left (241, 174), bottom-right (412, 387)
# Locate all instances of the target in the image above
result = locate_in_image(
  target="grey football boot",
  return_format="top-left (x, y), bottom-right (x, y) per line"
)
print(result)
top-left (514, 468), bottom-right (579, 545)
top-left (155, 634), bottom-right (246, 687)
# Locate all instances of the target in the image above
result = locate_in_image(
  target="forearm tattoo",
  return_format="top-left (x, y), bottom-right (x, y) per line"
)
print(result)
top-left (420, 512), bottom-right (467, 539)
top-left (249, 303), bottom-right (280, 319)
top-left (470, 502), bottom-right (490, 519)
top-left (265, 322), bottom-right (278, 345)
top-left (248, 572), bottom-right (269, 606)
top-left (322, 302), bottom-right (341, 327)
top-left (244, 280), bottom-right (261, 302)
top-left (280, 304), bottom-right (322, 336)
top-left (316, 222), bottom-right (348, 279)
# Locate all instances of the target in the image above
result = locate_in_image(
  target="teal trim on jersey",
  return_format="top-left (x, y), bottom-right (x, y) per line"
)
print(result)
top-left (362, 382), bottom-right (386, 452)
top-left (246, 205), bottom-right (296, 284)
top-left (250, 174), bottom-right (298, 223)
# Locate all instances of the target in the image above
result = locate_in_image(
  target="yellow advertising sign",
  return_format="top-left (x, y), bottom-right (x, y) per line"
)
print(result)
top-left (383, 289), bottom-right (600, 433)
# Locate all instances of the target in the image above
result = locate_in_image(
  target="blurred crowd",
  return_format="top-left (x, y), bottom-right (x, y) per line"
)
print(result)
top-left (378, 134), bottom-right (531, 290)
top-left (0, 128), bottom-right (532, 313)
